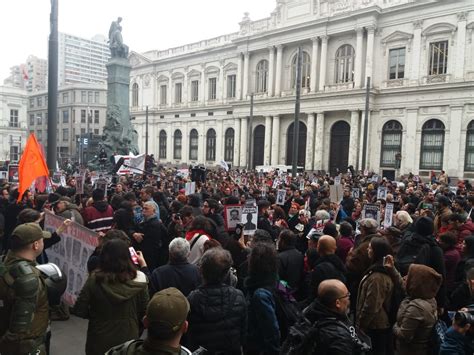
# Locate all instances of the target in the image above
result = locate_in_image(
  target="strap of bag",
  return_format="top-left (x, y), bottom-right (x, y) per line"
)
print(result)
top-left (190, 234), bottom-right (204, 250)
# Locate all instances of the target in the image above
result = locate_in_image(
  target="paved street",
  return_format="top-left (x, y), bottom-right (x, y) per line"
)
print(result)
top-left (50, 316), bottom-right (88, 355)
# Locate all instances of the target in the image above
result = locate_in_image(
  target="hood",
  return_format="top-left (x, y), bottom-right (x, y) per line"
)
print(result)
top-left (97, 271), bottom-right (147, 304)
top-left (411, 232), bottom-right (437, 247)
top-left (315, 253), bottom-right (347, 274)
top-left (93, 200), bottom-right (110, 212)
top-left (305, 299), bottom-right (347, 323)
top-left (406, 264), bottom-right (442, 299)
top-left (65, 202), bottom-right (80, 212)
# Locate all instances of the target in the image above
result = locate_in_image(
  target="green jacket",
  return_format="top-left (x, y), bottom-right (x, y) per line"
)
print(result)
top-left (106, 338), bottom-right (192, 355)
top-left (0, 251), bottom-right (49, 355)
top-left (72, 270), bottom-right (149, 355)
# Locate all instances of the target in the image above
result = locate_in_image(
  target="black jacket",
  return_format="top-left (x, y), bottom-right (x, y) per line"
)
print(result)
top-left (150, 261), bottom-right (201, 296)
top-left (308, 254), bottom-right (347, 301)
top-left (257, 214), bottom-right (280, 240)
top-left (277, 247), bottom-right (304, 290)
top-left (187, 284), bottom-right (247, 354)
top-left (135, 216), bottom-right (169, 271)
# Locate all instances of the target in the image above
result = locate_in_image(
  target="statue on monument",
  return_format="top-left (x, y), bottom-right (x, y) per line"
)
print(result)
top-left (108, 17), bottom-right (129, 58)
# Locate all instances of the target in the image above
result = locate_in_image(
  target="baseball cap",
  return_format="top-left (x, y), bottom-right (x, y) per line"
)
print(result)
top-left (146, 287), bottom-right (190, 338)
top-left (12, 223), bottom-right (51, 246)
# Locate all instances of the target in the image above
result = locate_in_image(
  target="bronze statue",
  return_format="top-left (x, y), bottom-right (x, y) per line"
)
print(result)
top-left (108, 17), bottom-right (129, 58)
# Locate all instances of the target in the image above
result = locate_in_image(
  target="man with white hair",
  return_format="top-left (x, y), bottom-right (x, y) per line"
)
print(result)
top-left (150, 237), bottom-right (201, 296)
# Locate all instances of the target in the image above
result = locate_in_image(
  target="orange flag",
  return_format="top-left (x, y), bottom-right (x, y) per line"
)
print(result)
top-left (17, 133), bottom-right (50, 201)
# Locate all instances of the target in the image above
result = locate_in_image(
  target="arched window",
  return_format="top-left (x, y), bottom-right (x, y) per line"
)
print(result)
top-left (291, 51), bottom-right (311, 89)
top-left (173, 130), bottom-right (182, 160)
top-left (380, 120), bottom-right (403, 168)
top-left (420, 119), bottom-right (445, 170)
top-left (465, 121), bottom-right (474, 171)
top-left (159, 130), bottom-right (167, 159)
top-left (256, 60), bottom-right (269, 93)
top-left (132, 83), bottom-right (139, 107)
top-left (224, 128), bottom-right (235, 162)
top-left (189, 129), bottom-right (199, 161)
top-left (206, 129), bottom-right (216, 161)
top-left (335, 45), bottom-right (355, 84)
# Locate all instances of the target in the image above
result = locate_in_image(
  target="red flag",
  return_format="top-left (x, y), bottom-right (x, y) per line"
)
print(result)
top-left (17, 134), bottom-right (49, 201)
top-left (21, 64), bottom-right (29, 81)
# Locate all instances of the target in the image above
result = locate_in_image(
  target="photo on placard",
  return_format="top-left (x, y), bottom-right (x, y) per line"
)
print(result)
top-left (241, 205), bottom-right (258, 235)
top-left (276, 189), bottom-right (286, 205)
top-left (352, 188), bottom-right (360, 199)
top-left (384, 203), bottom-right (394, 229)
top-left (362, 204), bottom-right (380, 224)
top-left (224, 205), bottom-right (243, 232)
top-left (8, 165), bottom-right (19, 183)
top-left (377, 187), bottom-right (387, 200)
top-left (0, 171), bottom-right (7, 180)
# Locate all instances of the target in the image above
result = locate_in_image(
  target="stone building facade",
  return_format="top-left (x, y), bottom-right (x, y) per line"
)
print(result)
top-left (129, 0), bottom-right (474, 179)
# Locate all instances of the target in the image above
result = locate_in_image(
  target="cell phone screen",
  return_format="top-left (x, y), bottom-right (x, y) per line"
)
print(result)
top-left (129, 247), bottom-right (139, 265)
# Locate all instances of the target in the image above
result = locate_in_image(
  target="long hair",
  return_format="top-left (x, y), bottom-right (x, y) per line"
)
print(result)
top-left (96, 239), bottom-right (136, 283)
top-left (248, 243), bottom-right (278, 280)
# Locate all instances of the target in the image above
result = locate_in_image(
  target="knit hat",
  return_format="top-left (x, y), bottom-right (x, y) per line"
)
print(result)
top-left (415, 216), bottom-right (434, 237)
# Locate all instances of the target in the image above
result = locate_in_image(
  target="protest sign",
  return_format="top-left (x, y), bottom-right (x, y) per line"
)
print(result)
top-left (352, 188), bottom-right (360, 199)
top-left (362, 204), bottom-right (381, 225)
top-left (384, 203), bottom-right (394, 229)
top-left (0, 171), bottom-right (7, 180)
top-left (377, 186), bottom-right (387, 200)
top-left (330, 184), bottom-right (344, 203)
top-left (299, 179), bottom-right (305, 191)
top-left (44, 212), bottom-right (99, 305)
top-left (185, 181), bottom-right (196, 196)
top-left (241, 203), bottom-right (258, 236)
top-left (8, 164), bottom-right (19, 183)
top-left (60, 175), bottom-right (67, 187)
top-left (75, 175), bottom-right (84, 194)
top-left (276, 189), bottom-right (286, 205)
top-left (334, 176), bottom-right (341, 185)
top-left (224, 205), bottom-right (242, 232)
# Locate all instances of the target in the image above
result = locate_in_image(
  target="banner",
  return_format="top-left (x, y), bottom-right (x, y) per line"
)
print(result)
top-left (128, 154), bottom-right (146, 174)
top-left (44, 212), bottom-right (99, 305)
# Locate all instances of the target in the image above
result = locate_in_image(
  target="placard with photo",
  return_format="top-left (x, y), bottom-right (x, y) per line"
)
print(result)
top-left (241, 204), bottom-right (258, 236)
top-left (384, 203), bottom-right (394, 229)
top-left (276, 189), bottom-right (286, 205)
top-left (377, 186), bottom-right (387, 200)
top-left (8, 165), bottom-right (19, 183)
top-left (362, 204), bottom-right (381, 225)
top-left (224, 205), bottom-right (242, 232)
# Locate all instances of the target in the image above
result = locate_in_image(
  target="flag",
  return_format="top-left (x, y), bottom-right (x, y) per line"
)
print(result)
top-left (128, 154), bottom-right (146, 174)
top-left (21, 64), bottom-right (29, 81)
top-left (219, 160), bottom-right (229, 171)
top-left (17, 134), bottom-right (49, 201)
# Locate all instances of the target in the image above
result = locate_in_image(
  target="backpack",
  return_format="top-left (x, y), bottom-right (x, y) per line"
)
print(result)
top-left (396, 236), bottom-right (432, 276)
top-left (271, 280), bottom-right (302, 342)
top-left (430, 318), bottom-right (448, 355)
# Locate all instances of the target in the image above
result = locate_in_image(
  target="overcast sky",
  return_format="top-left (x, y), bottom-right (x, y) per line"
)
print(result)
top-left (0, 0), bottom-right (276, 82)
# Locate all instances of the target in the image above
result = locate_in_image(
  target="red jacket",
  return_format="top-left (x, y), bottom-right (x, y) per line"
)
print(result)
top-left (82, 201), bottom-right (114, 233)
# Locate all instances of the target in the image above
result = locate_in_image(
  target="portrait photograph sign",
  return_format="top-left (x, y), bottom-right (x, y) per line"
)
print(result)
top-left (8, 164), bottom-right (19, 183)
top-left (362, 204), bottom-right (381, 225)
top-left (241, 204), bottom-right (258, 236)
top-left (276, 189), bottom-right (286, 205)
top-left (384, 203), bottom-right (394, 229)
top-left (224, 205), bottom-right (243, 232)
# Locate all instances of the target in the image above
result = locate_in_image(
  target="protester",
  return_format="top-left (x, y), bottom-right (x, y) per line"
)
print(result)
top-left (82, 188), bottom-right (114, 233)
top-left (276, 229), bottom-right (304, 292)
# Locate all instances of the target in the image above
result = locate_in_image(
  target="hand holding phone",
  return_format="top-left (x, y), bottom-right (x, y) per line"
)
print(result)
top-left (129, 247), bottom-right (139, 265)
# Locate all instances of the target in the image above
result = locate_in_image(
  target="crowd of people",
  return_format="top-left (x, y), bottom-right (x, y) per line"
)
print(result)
top-left (1, 165), bottom-right (474, 354)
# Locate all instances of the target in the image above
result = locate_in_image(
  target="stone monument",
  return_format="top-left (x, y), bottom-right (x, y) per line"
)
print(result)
top-left (97, 17), bottom-right (138, 170)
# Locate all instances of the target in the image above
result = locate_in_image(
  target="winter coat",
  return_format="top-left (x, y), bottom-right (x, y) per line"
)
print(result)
top-left (135, 216), bottom-right (169, 271)
top-left (448, 281), bottom-right (474, 310)
top-left (187, 284), bottom-right (247, 354)
top-left (185, 230), bottom-right (211, 265)
top-left (393, 264), bottom-right (442, 355)
top-left (434, 206), bottom-right (452, 235)
top-left (356, 265), bottom-right (393, 331)
top-left (455, 255), bottom-right (474, 284)
top-left (277, 246), bottom-right (304, 291)
top-left (346, 234), bottom-right (380, 278)
top-left (336, 235), bottom-right (354, 264)
top-left (72, 271), bottom-right (149, 355)
top-left (440, 326), bottom-right (466, 355)
top-left (57, 202), bottom-right (84, 225)
top-left (257, 214), bottom-right (280, 241)
top-left (150, 260), bottom-right (201, 296)
top-left (309, 254), bottom-right (346, 300)
top-left (443, 248), bottom-right (461, 290)
top-left (82, 200), bottom-right (114, 233)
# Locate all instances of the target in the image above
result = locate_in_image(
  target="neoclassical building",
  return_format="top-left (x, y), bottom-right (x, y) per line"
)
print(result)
top-left (129, 0), bottom-right (474, 180)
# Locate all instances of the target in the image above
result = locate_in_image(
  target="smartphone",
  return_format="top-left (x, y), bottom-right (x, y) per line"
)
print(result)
top-left (129, 247), bottom-right (139, 265)
top-left (383, 256), bottom-right (388, 266)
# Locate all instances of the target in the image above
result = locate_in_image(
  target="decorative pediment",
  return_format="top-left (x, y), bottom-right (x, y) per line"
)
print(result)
top-left (382, 31), bottom-right (413, 44)
top-left (128, 51), bottom-right (152, 67)
top-left (187, 69), bottom-right (201, 78)
top-left (422, 22), bottom-right (457, 37)
top-left (157, 74), bottom-right (169, 82)
top-left (223, 62), bottom-right (238, 71)
top-left (204, 65), bottom-right (220, 74)
top-left (171, 71), bottom-right (185, 80)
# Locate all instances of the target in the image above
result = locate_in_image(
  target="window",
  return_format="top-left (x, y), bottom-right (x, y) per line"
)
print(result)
top-left (62, 110), bottom-right (69, 123)
top-left (81, 110), bottom-right (86, 123)
top-left (29, 114), bottom-right (35, 126)
top-left (191, 113), bottom-right (196, 117)
top-left (36, 113), bottom-right (42, 125)
top-left (224, 128), bottom-right (235, 162)
top-left (94, 129), bottom-right (99, 134)
top-left (81, 91), bottom-right (87, 103)
top-left (291, 51), bottom-right (311, 89)
top-left (335, 45), bottom-right (355, 84)
top-left (429, 41), bottom-right (448, 76)
top-left (9, 110), bottom-right (18, 127)
top-left (94, 110), bottom-right (99, 123)
top-left (37, 97), bottom-right (42, 107)
top-left (159, 130), bottom-right (167, 159)
top-left (256, 60), bottom-right (269, 93)
top-left (62, 92), bottom-right (69, 104)
top-left (191, 80), bottom-right (199, 101)
top-left (10, 146), bottom-right (19, 162)
top-left (208, 78), bottom-right (217, 100)
top-left (132, 83), bottom-right (139, 107)
top-left (206, 129), bottom-right (216, 161)
top-left (465, 121), bottom-right (474, 171)
top-left (81, 128), bottom-right (86, 134)
top-left (380, 120), bottom-right (402, 167)
top-left (420, 119), bottom-right (445, 170)
top-left (227, 74), bottom-right (236, 98)
top-left (189, 129), bottom-right (199, 160)
top-left (173, 130), bottom-right (182, 159)
top-left (94, 91), bottom-right (100, 103)
top-left (37, 130), bottom-right (42, 140)
top-left (175, 83), bottom-right (182, 103)
top-left (29, 98), bottom-right (34, 108)
top-left (389, 48), bottom-right (405, 80)
top-left (160, 85), bottom-right (167, 105)
top-left (88, 91), bottom-right (93, 103)
top-left (62, 129), bottom-right (69, 141)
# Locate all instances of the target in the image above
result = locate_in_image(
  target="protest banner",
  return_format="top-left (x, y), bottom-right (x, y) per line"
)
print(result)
top-left (241, 203), bottom-right (258, 236)
top-left (276, 189), bottom-right (286, 205)
top-left (185, 181), bottom-right (196, 196)
top-left (384, 203), bottom-right (394, 229)
top-left (224, 205), bottom-right (243, 232)
top-left (44, 212), bottom-right (99, 305)
top-left (362, 204), bottom-right (381, 225)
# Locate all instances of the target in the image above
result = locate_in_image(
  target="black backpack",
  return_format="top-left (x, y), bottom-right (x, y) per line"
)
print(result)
top-left (271, 281), bottom-right (302, 342)
top-left (396, 236), bottom-right (432, 276)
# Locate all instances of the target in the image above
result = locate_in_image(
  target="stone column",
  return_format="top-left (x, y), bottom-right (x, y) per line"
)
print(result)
top-left (348, 110), bottom-right (360, 168)
top-left (405, 109), bottom-right (418, 174)
top-left (243, 52), bottom-right (250, 99)
top-left (310, 38), bottom-right (319, 92)
top-left (275, 45), bottom-right (283, 96)
top-left (455, 12), bottom-right (468, 80)
top-left (314, 112), bottom-right (325, 170)
top-left (216, 119), bottom-right (224, 163)
top-left (234, 118), bottom-right (241, 167)
top-left (411, 20), bottom-right (423, 84)
top-left (201, 69), bottom-right (206, 104)
top-left (271, 115), bottom-right (280, 165)
top-left (183, 70), bottom-right (188, 104)
top-left (167, 126), bottom-right (173, 162)
top-left (358, 111), bottom-right (372, 169)
top-left (268, 47), bottom-right (275, 96)
top-left (365, 26), bottom-right (375, 87)
top-left (448, 106), bottom-right (464, 176)
top-left (354, 28), bottom-right (364, 88)
top-left (236, 53), bottom-right (243, 100)
top-left (240, 117), bottom-right (248, 168)
top-left (319, 36), bottom-right (329, 91)
top-left (199, 122), bottom-right (206, 163)
top-left (168, 74), bottom-right (172, 106)
top-left (306, 113), bottom-right (316, 170)
top-left (264, 116), bottom-right (272, 165)
top-left (182, 121), bottom-right (188, 162)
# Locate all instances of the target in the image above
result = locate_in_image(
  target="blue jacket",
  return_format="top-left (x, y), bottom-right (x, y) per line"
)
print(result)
top-left (440, 326), bottom-right (465, 355)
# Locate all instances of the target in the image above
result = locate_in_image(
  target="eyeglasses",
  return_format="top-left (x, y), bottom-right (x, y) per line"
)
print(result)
top-left (336, 292), bottom-right (351, 300)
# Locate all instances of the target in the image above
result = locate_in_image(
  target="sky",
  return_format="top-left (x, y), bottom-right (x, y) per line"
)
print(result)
top-left (0, 0), bottom-right (276, 82)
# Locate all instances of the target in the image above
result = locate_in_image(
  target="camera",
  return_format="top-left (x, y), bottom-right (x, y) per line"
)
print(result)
top-left (235, 223), bottom-right (244, 236)
top-left (454, 309), bottom-right (474, 327)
